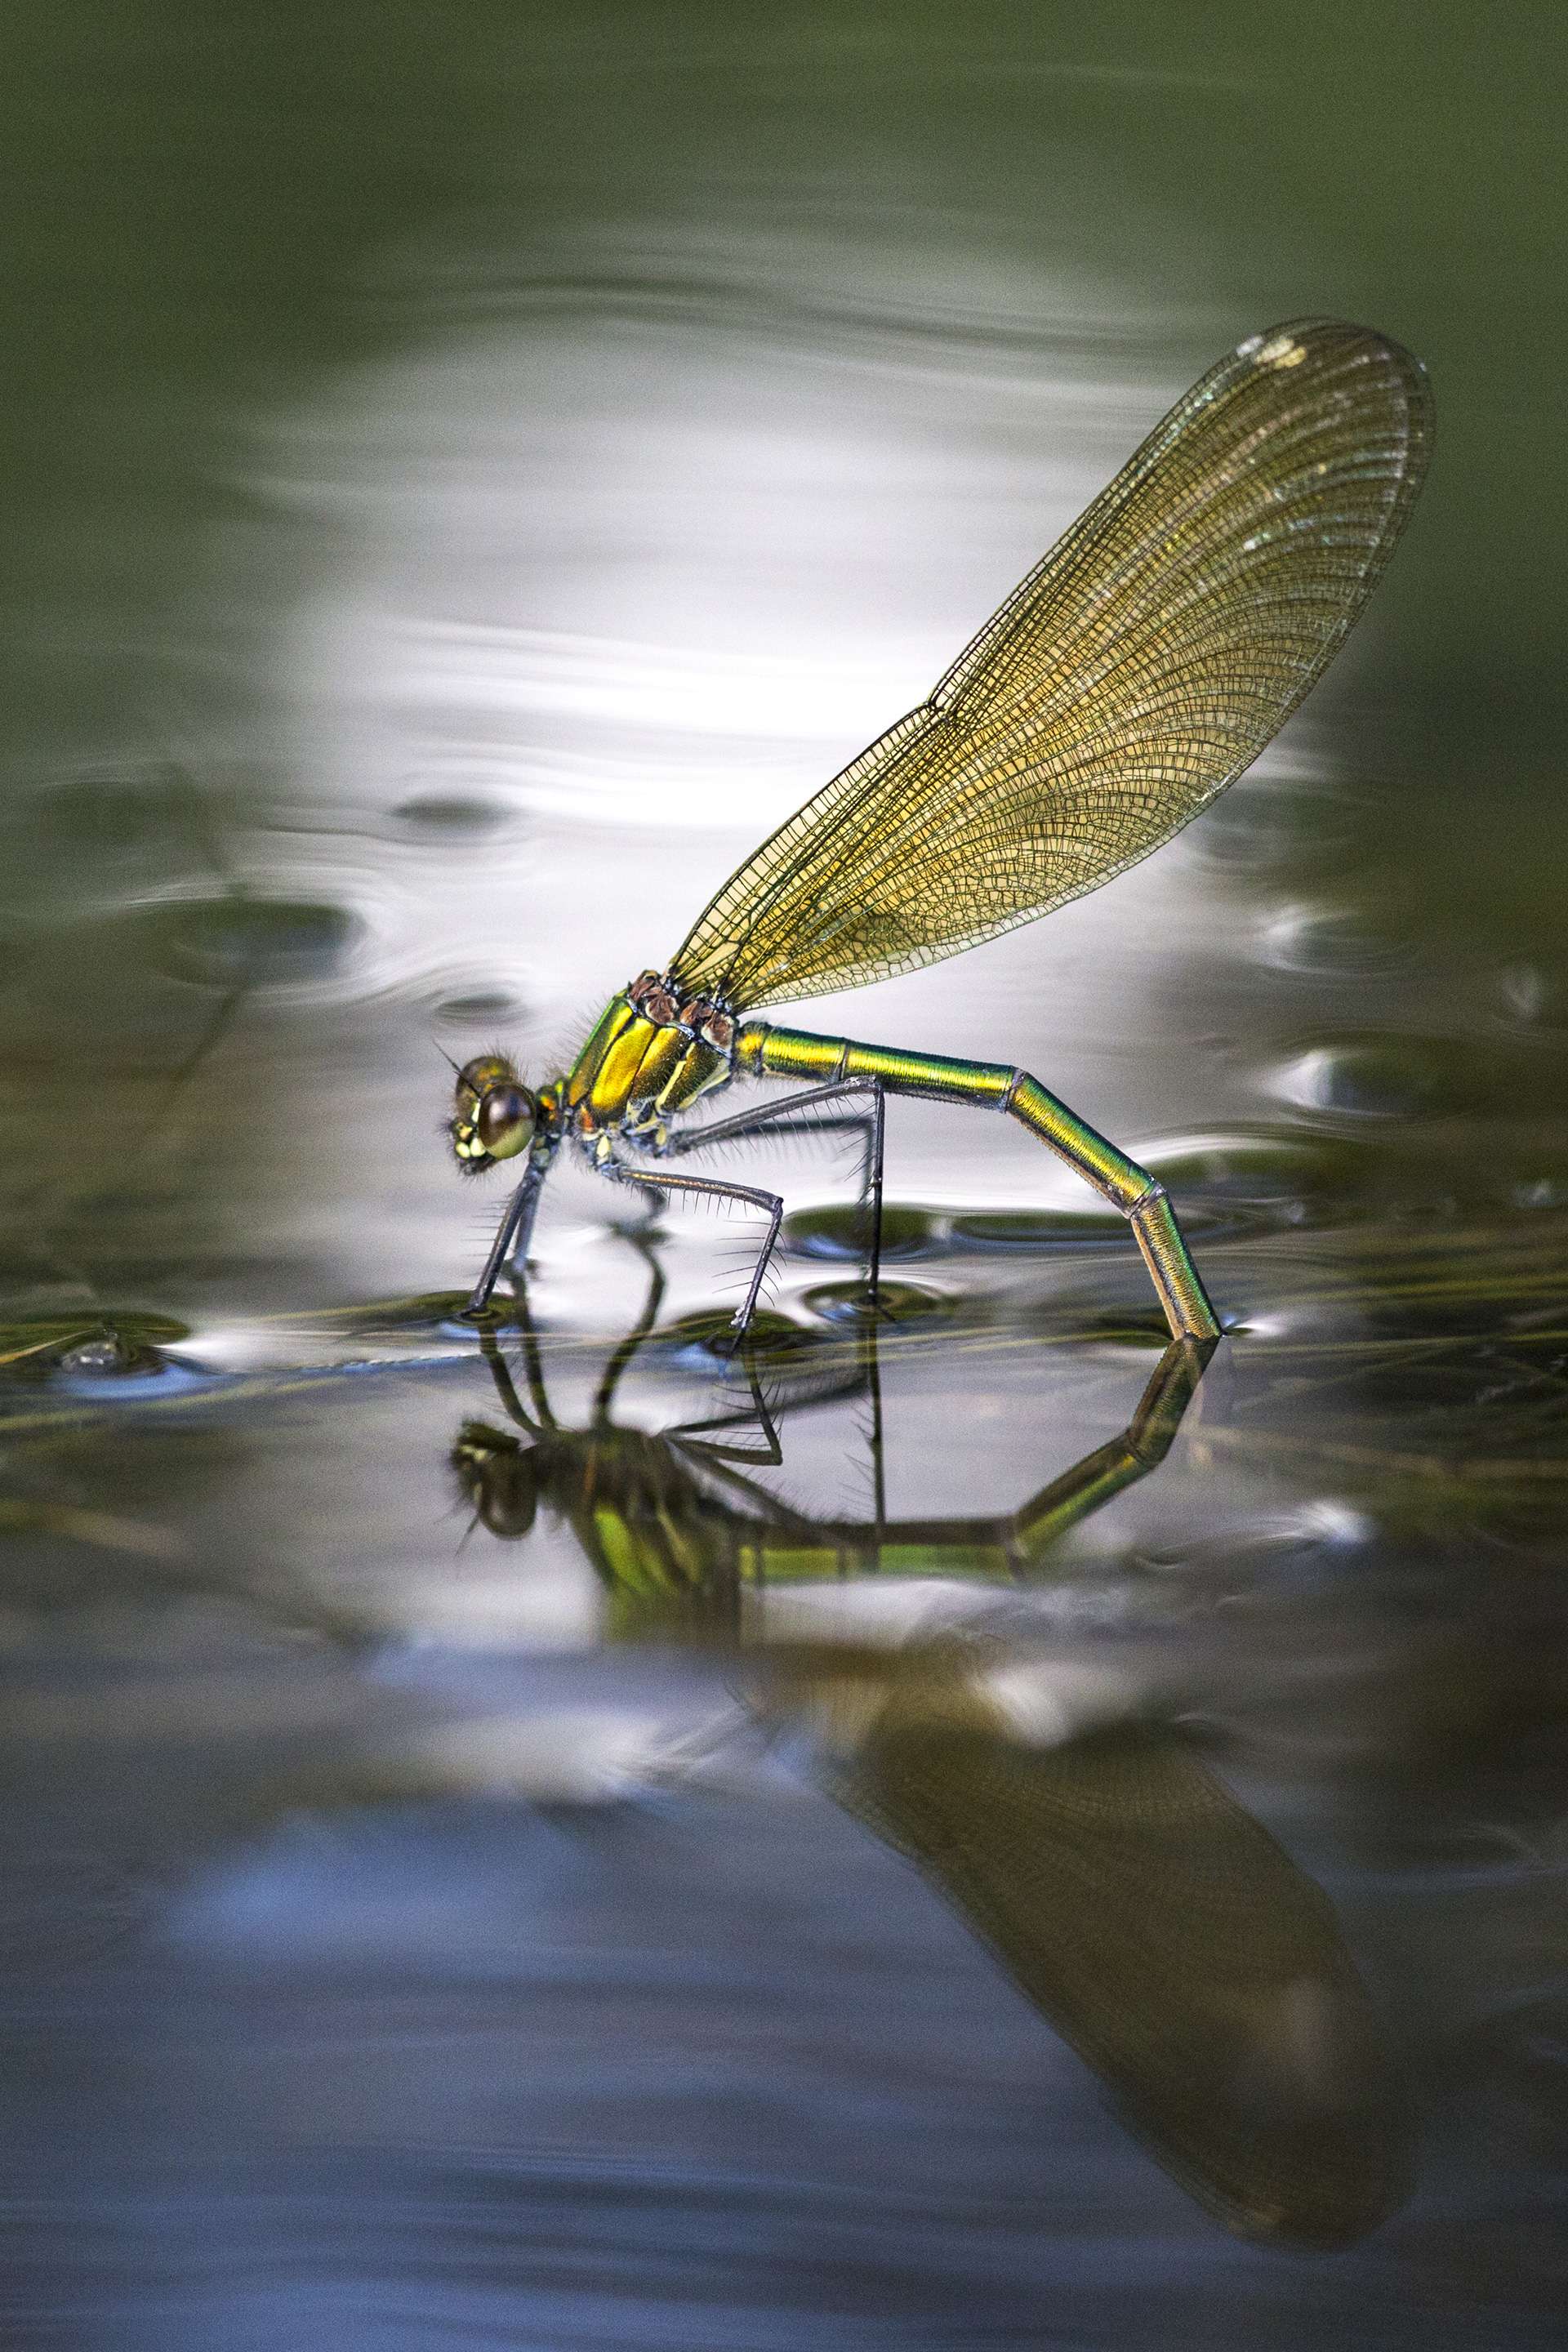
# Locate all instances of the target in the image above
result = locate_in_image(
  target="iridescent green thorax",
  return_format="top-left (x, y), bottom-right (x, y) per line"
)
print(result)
top-left (564, 969), bottom-right (738, 1134)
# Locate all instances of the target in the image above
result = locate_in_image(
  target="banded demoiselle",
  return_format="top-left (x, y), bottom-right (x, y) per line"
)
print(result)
top-left (449, 319), bottom-right (1431, 1342)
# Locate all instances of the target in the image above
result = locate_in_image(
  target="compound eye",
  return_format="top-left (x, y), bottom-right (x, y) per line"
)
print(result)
top-left (458, 1054), bottom-right (514, 1104)
top-left (477, 1084), bottom-right (534, 1160)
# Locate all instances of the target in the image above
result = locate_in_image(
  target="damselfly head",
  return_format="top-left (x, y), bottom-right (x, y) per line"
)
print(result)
top-left (452, 1419), bottom-right (540, 1536)
top-left (449, 1054), bottom-right (536, 1174)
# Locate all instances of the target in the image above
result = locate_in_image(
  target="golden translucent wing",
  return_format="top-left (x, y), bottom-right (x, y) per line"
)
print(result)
top-left (674, 319), bottom-right (1431, 1012)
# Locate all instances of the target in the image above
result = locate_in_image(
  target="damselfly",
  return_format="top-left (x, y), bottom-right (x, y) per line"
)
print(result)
top-left (451, 320), bottom-right (1431, 1341)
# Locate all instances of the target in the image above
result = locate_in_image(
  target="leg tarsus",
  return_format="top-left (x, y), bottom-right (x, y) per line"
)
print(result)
top-left (664, 1074), bottom-right (886, 1318)
top-left (463, 1156), bottom-right (550, 1320)
top-left (611, 1163), bottom-right (785, 1347)
top-left (728, 1196), bottom-right (784, 1339)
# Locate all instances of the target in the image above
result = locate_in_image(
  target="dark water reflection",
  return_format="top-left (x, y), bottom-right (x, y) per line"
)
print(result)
top-left (4, 4), bottom-right (1568, 2345)
top-left (7, 1222), bottom-right (1568, 2339)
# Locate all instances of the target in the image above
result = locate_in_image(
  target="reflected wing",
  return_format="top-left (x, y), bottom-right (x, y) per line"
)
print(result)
top-left (675, 319), bottom-right (1430, 1011)
top-left (833, 1719), bottom-right (1405, 2247)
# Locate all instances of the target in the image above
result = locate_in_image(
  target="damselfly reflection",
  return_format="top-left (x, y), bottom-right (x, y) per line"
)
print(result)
top-left (451, 322), bottom-right (1429, 1345)
top-left (456, 1289), bottom-right (1404, 2247)
top-left (452, 1235), bottom-right (1214, 1626)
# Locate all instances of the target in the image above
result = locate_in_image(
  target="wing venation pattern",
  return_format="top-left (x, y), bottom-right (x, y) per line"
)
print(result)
top-left (673, 319), bottom-right (1430, 1011)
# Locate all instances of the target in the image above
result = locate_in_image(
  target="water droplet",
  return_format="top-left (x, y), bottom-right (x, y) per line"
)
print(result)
top-left (51, 1338), bottom-right (211, 1399)
top-left (0, 1311), bottom-right (189, 1380)
top-left (58, 1334), bottom-right (161, 1379)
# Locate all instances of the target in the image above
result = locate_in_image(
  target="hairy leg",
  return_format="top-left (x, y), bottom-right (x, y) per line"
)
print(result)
top-left (661, 1075), bottom-right (888, 1307)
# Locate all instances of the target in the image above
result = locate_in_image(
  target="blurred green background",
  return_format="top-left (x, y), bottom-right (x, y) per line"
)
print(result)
top-left (3, 2), bottom-right (1561, 862)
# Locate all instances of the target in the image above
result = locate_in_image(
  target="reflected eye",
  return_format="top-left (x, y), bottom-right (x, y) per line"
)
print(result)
top-left (476, 1083), bottom-right (534, 1160)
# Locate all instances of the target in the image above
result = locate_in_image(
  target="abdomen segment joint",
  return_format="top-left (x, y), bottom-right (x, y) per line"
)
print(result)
top-left (737, 1018), bottom-right (1220, 1343)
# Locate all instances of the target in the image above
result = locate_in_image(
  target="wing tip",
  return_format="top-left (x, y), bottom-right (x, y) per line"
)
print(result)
top-left (1236, 315), bottom-right (1432, 446)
